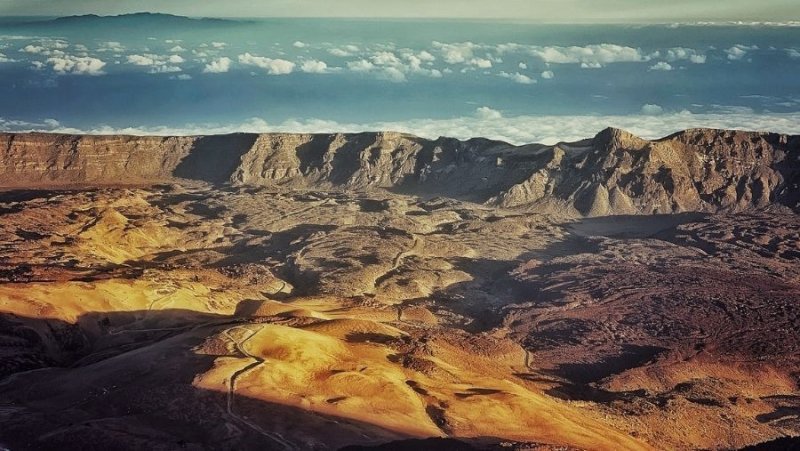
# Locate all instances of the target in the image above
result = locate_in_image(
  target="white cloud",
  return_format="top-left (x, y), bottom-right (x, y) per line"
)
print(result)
top-left (171, 74), bottom-right (192, 80)
top-left (381, 67), bottom-right (407, 82)
top-left (347, 59), bottom-right (374, 72)
top-left (126, 53), bottom-right (183, 73)
top-left (293, 41), bottom-right (307, 48)
top-left (329, 48), bottom-right (352, 57)
top-left (98, 41), bottom-right (124, 52)
top-left (659, 47), bottom-right (707, 64)
top-left (529, 44), bottom-right (647, 67)
top-left (169, 45), bottom-right (186, 52)
top-left (469, 57), bottom-right (493, 68)
top-left (46, 55), bottom-right (106, 75)
top-left (498, 71), bottom-right (535, 84)
top-left (649, 61), bottom-right (673, 71)
top-left (300, 59), bottom-right (329, 73)
top-left (238, 53), bottom-right (295, 75)
top-left (22, 45), bottom-right (44, 54)
top-left (127, 54), bottom-right (157, 66)
top-left (641, 104), bottom-right (664, 115)
top-left (726, 44), bottom-right (758, 61)
top-left (211, 42), bottom-right (227, 49)
top-left (371, 51), bottom-right (401, 66)
top-left (328, 44), bottom-right (360, 57)
top-left (15, 111), bottom-right (800, 148)
top-left (21, 39), bottom-right (70, 56)
top-left (418, 51), bottom-right (436, 62)
top-left (475, 106), bottom-right (502, 120)
top-left (786, 48), bottom-right (800, 59)
top-left (440, 41), bottom-right (714, 69)
top-left (433, 41), bottom-right (479, 64)
top-left (541, 70), bottom-right (554, 79)
top-left (0, 53), bottom-right (12, 63)
top-left (203, 57), bottom-right (232, 73)
top-left (346, 49), bottom-right (442, 81)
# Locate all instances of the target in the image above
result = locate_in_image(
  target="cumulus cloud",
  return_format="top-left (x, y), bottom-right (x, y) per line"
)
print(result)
top-left (475, 106), bottom-right (502, 120)
top-left (345, 49), bottom-right (441, 82)
top-left (786, 48), bottom-right (800, 59)
top-left (347, 59), bottom-right (374, 72)
top-left (437, 41), bottom-right (717, 69)
top-left (641, 104), bottom-right (664, 115)
top-left (649, 61), bottom-right (673, 71)
top-left (689, 54), bottom-right (708, 64)
top-left (0, 53), bottom-right (12, 63)
top-left (211, 42), bottom-right (227, 49)
top-left (169, 45), bottom-right (186, 52)
top-left (658, 47), bottom-right (707, 64)
top-left (432, 41), bottom-right (479, 64)
top-left (293, 41), bottom-right (307, 48)
top-left (22, 45), bottom-right (45, 54)
top-left (203, 57), bottom-right (232, 73)
top-left (127, 54), bottom-right (157, 66)
top-left (21, 39), bottom-right (69, 56)
top-left (238, 53), bottom-right (295, 75)
top-left (470, 57), bottom-right (493, 68)
top-left (541, 70), bottom-right (554, 79)
top-left (726, 44), bottom-right (758, 61)
top-left (530, 44), bottom-right (647, 67)
top-left (126, 53), bottom-right (184, 73)
top-left (417, 51), bottom-right (436, 62)
top-left (46, 55), bottom-right (106, 75)
top-left (98, 41), bottom-right (124, 52)
top-left (498, 71), bottom-right (535, 84)
top-left (299, 59), bottom-right (329, 73)
top-left (380, 67), bottom-right (407, 82)
top-left (431, 42), bottom-right (494, 68)
top-left (328, 44), bottom-right (360, 57)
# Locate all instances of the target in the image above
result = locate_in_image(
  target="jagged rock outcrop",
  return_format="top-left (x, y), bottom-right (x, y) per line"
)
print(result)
top-left (1, 128), bottom-right (798, 216)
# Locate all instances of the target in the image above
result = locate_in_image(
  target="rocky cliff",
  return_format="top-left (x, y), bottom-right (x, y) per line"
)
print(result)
top-left (1, 128), bottom-right (798, 216)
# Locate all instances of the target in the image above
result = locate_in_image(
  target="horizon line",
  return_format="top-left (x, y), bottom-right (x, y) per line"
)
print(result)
top-left (1, 13), bottom-right (799, 25)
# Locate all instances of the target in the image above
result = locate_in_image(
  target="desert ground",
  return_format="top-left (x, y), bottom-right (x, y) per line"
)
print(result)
top-left (0, 129), bottom-right (799, 450)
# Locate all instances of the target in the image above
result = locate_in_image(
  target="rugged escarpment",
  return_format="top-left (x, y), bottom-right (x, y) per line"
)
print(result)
top-left (1, 128), bottom-right (798, 216)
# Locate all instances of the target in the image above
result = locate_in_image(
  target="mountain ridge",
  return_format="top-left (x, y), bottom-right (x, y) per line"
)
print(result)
top-left (21, 12), bottom-right (246, 26)
top-left (1, 127), bottom-right (798, 217)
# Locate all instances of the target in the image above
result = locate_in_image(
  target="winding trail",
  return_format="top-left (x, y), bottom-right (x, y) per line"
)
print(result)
top-left (374, 235), bottom-right (423, 289)
top-left (222, 326), bottom-right (296, 450)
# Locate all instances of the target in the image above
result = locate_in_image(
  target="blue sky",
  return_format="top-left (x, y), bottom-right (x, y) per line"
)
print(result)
top-left (0, 0), bottom-right (798, 21)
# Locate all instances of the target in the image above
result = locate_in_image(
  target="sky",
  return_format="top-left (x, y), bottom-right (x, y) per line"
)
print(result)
top-left (0, 0), bottom-right (798, 22)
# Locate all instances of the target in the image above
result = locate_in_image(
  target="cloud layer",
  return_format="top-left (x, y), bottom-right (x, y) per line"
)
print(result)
top-left (5, 109), bottom-right (800, 147)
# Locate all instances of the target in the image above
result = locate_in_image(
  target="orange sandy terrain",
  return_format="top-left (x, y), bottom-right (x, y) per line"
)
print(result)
top-left (0, 129), bottom-right (799, 450)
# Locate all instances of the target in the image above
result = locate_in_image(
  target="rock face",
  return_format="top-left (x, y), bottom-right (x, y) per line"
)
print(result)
top-left (1, 128), bottom-right (798, 216)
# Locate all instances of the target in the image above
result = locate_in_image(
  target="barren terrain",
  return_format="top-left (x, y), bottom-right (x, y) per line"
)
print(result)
top-left (0, 128), bottom-right (798, 450)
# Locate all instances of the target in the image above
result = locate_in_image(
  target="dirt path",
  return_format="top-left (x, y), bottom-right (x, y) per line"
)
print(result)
top-left (374, 235), bottom-right (423, 289)
top-left (222, 326), bottom-right (296, 450)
